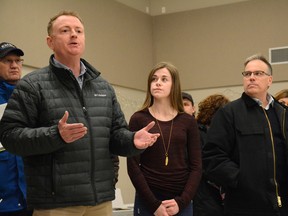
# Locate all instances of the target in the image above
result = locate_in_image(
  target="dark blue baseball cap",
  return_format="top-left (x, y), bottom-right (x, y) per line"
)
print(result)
top-left (0, 42), bottom-right (24, 58)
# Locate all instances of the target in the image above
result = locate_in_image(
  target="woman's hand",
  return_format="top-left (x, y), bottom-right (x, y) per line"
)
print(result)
top-left (162, 199), bottom-right (179, 216)
top-left (154, 203), bottom-right (169, 216)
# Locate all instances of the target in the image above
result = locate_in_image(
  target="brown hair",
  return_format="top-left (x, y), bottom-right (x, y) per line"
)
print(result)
top-left (274, 89), bottom-right (288, 101)
top-left (47, 11), bottom-right (83, 36)
top-left (197, 94), bottom-right (230, 126)
top-left (244, 54), bottom-right (272, 75)
top-left (140, 62), bottom-right (184, 113)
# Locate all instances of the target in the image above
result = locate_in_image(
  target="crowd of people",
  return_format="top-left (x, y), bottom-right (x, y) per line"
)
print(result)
top-left (1, 10), bottom-right (288, 216)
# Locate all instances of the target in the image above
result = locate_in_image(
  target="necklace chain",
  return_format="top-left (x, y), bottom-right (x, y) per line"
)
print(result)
top-left (155, 119), bottom-right (174, 166)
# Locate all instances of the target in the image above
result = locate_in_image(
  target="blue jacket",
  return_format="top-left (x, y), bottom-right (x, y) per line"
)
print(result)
top-left (0, 80), bottom-right (27, 212)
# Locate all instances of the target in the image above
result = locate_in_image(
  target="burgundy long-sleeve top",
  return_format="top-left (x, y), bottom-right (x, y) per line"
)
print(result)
top-left (127, 108), bottom-right (202, 213)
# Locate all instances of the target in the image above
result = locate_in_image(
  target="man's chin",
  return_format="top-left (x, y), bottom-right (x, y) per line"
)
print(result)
top-left (6, 78), bottom-right (20, 85)
top-left (245, 89), bottom-right (258, 96)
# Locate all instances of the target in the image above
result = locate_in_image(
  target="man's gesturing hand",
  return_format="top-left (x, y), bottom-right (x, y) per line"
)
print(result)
top-left (134, 121), bottom-right (160, 149)
top-left (58, 111), bottom-right (88, 143)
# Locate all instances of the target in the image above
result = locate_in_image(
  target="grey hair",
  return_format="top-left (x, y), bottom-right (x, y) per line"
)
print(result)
top-left (244, 54), bottom-right (272, 75)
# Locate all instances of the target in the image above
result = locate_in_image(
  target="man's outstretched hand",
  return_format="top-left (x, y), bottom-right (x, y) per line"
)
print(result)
top-left (58, 111), bottom-right (87, 143)
top-left (134, 121), bottom-right (160, 149)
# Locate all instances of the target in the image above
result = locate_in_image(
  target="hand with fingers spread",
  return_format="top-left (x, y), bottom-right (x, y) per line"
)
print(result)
top-left (134, 121), bottom-right (160, 149)
top-left (58, 111), bottom-right (88, 143)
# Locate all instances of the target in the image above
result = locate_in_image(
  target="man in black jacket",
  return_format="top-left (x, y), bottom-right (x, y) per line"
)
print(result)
top-left (203, 54), bottom-right (288, 216)
top-left (0, 11), bottom-right (159, 216)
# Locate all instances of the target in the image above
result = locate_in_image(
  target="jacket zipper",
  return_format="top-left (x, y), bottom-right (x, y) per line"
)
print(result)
top-left (263, 108), bottom-right (282, 207)
top-left (76, 77), bottom-right (98, 203)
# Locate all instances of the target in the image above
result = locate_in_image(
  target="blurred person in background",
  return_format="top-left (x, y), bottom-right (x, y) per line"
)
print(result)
top-left (274, 89), bottom-right (288, 107)
top-left (182, 92), bottom-right (196, 117)
top-left (193, 94), bottom-right (230, 216)
top-left (0, 42), bottom-right (32, 216)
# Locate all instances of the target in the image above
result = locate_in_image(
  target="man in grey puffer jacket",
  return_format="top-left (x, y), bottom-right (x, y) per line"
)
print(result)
top-left (0, 11), bottom-right (159, 216)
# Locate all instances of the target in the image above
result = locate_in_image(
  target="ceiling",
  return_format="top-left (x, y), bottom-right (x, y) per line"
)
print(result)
top-left (115, 0), bottom-right (251, 16)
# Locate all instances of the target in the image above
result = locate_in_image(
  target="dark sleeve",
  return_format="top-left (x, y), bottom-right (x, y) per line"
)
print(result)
top-left (111, 154), bottom-right (119, 188)
top-left (0, 79), bottom-right (66, 156)
top-left (108, 86), bottom-right (143, 157)
top-left (202, 107), bottom-right (239, 188)
top-left (127, 112), bottom-right (162, 213)
top-left (175, 117), bottom-right (202, 211)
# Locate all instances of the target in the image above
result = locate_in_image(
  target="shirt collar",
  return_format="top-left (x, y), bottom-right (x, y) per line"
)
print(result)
top-left (253, 94), bottom-right (274, 110)
top-left (53, 57), bottom-right (86, 77)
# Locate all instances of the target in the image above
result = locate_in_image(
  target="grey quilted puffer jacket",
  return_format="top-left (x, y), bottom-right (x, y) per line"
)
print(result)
top-left (0, 55), bottom-right (141, 209)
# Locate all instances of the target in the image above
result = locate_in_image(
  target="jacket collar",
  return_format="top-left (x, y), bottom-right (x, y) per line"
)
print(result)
top-left (52, 57), bottom-right (87, 76)
top-left (0, 80), bottom-right (16, 104)
top-left (241, 92), bottom-right (259, 108)
top-left (49, 55), bottom-right (101, 81)
top-left (241, 92), bottom-right (274, 110)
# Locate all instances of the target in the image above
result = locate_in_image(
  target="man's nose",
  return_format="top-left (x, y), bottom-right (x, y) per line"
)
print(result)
top-left (10, 60), bottom-right (19, 67)
top-left (71, 29), bottom-right (78, 37)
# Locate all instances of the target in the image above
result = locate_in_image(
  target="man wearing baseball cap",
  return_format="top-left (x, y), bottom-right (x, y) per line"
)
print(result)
top-left (182, 92), bottom-right (196, 117)
top-left (0, 42), bottom-right (32, 216)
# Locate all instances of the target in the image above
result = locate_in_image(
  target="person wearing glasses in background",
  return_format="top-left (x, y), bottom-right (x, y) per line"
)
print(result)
top-left (274, 89), bottom-right (288, 107)
top-left (203, 54), bottom-right (288, 216)
top-left (0, 42), bottom-right (32, 216)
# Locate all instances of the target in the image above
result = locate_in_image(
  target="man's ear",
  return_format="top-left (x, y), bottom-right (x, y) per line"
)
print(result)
top-left (46, 36), bottom-right (53, 50)
top-left (267, 76), bottom-right (273, 89)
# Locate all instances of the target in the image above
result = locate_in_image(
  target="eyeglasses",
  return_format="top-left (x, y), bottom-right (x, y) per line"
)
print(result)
top-left (242, 71), bottom-right (271, 78)
top-left (0, 59), bottom-right (24, 66)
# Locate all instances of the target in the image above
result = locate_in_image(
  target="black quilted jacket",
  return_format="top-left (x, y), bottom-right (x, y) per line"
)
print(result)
top-left (0, 55), bottom-right (141, 209)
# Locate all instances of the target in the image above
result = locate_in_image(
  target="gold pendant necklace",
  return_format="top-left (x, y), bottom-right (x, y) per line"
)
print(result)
top-left (155, 119), bottom-right (173, 166)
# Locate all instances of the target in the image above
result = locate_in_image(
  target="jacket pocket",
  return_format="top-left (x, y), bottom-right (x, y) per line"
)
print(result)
top-left (236, 125), bottom-right (265, 151)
